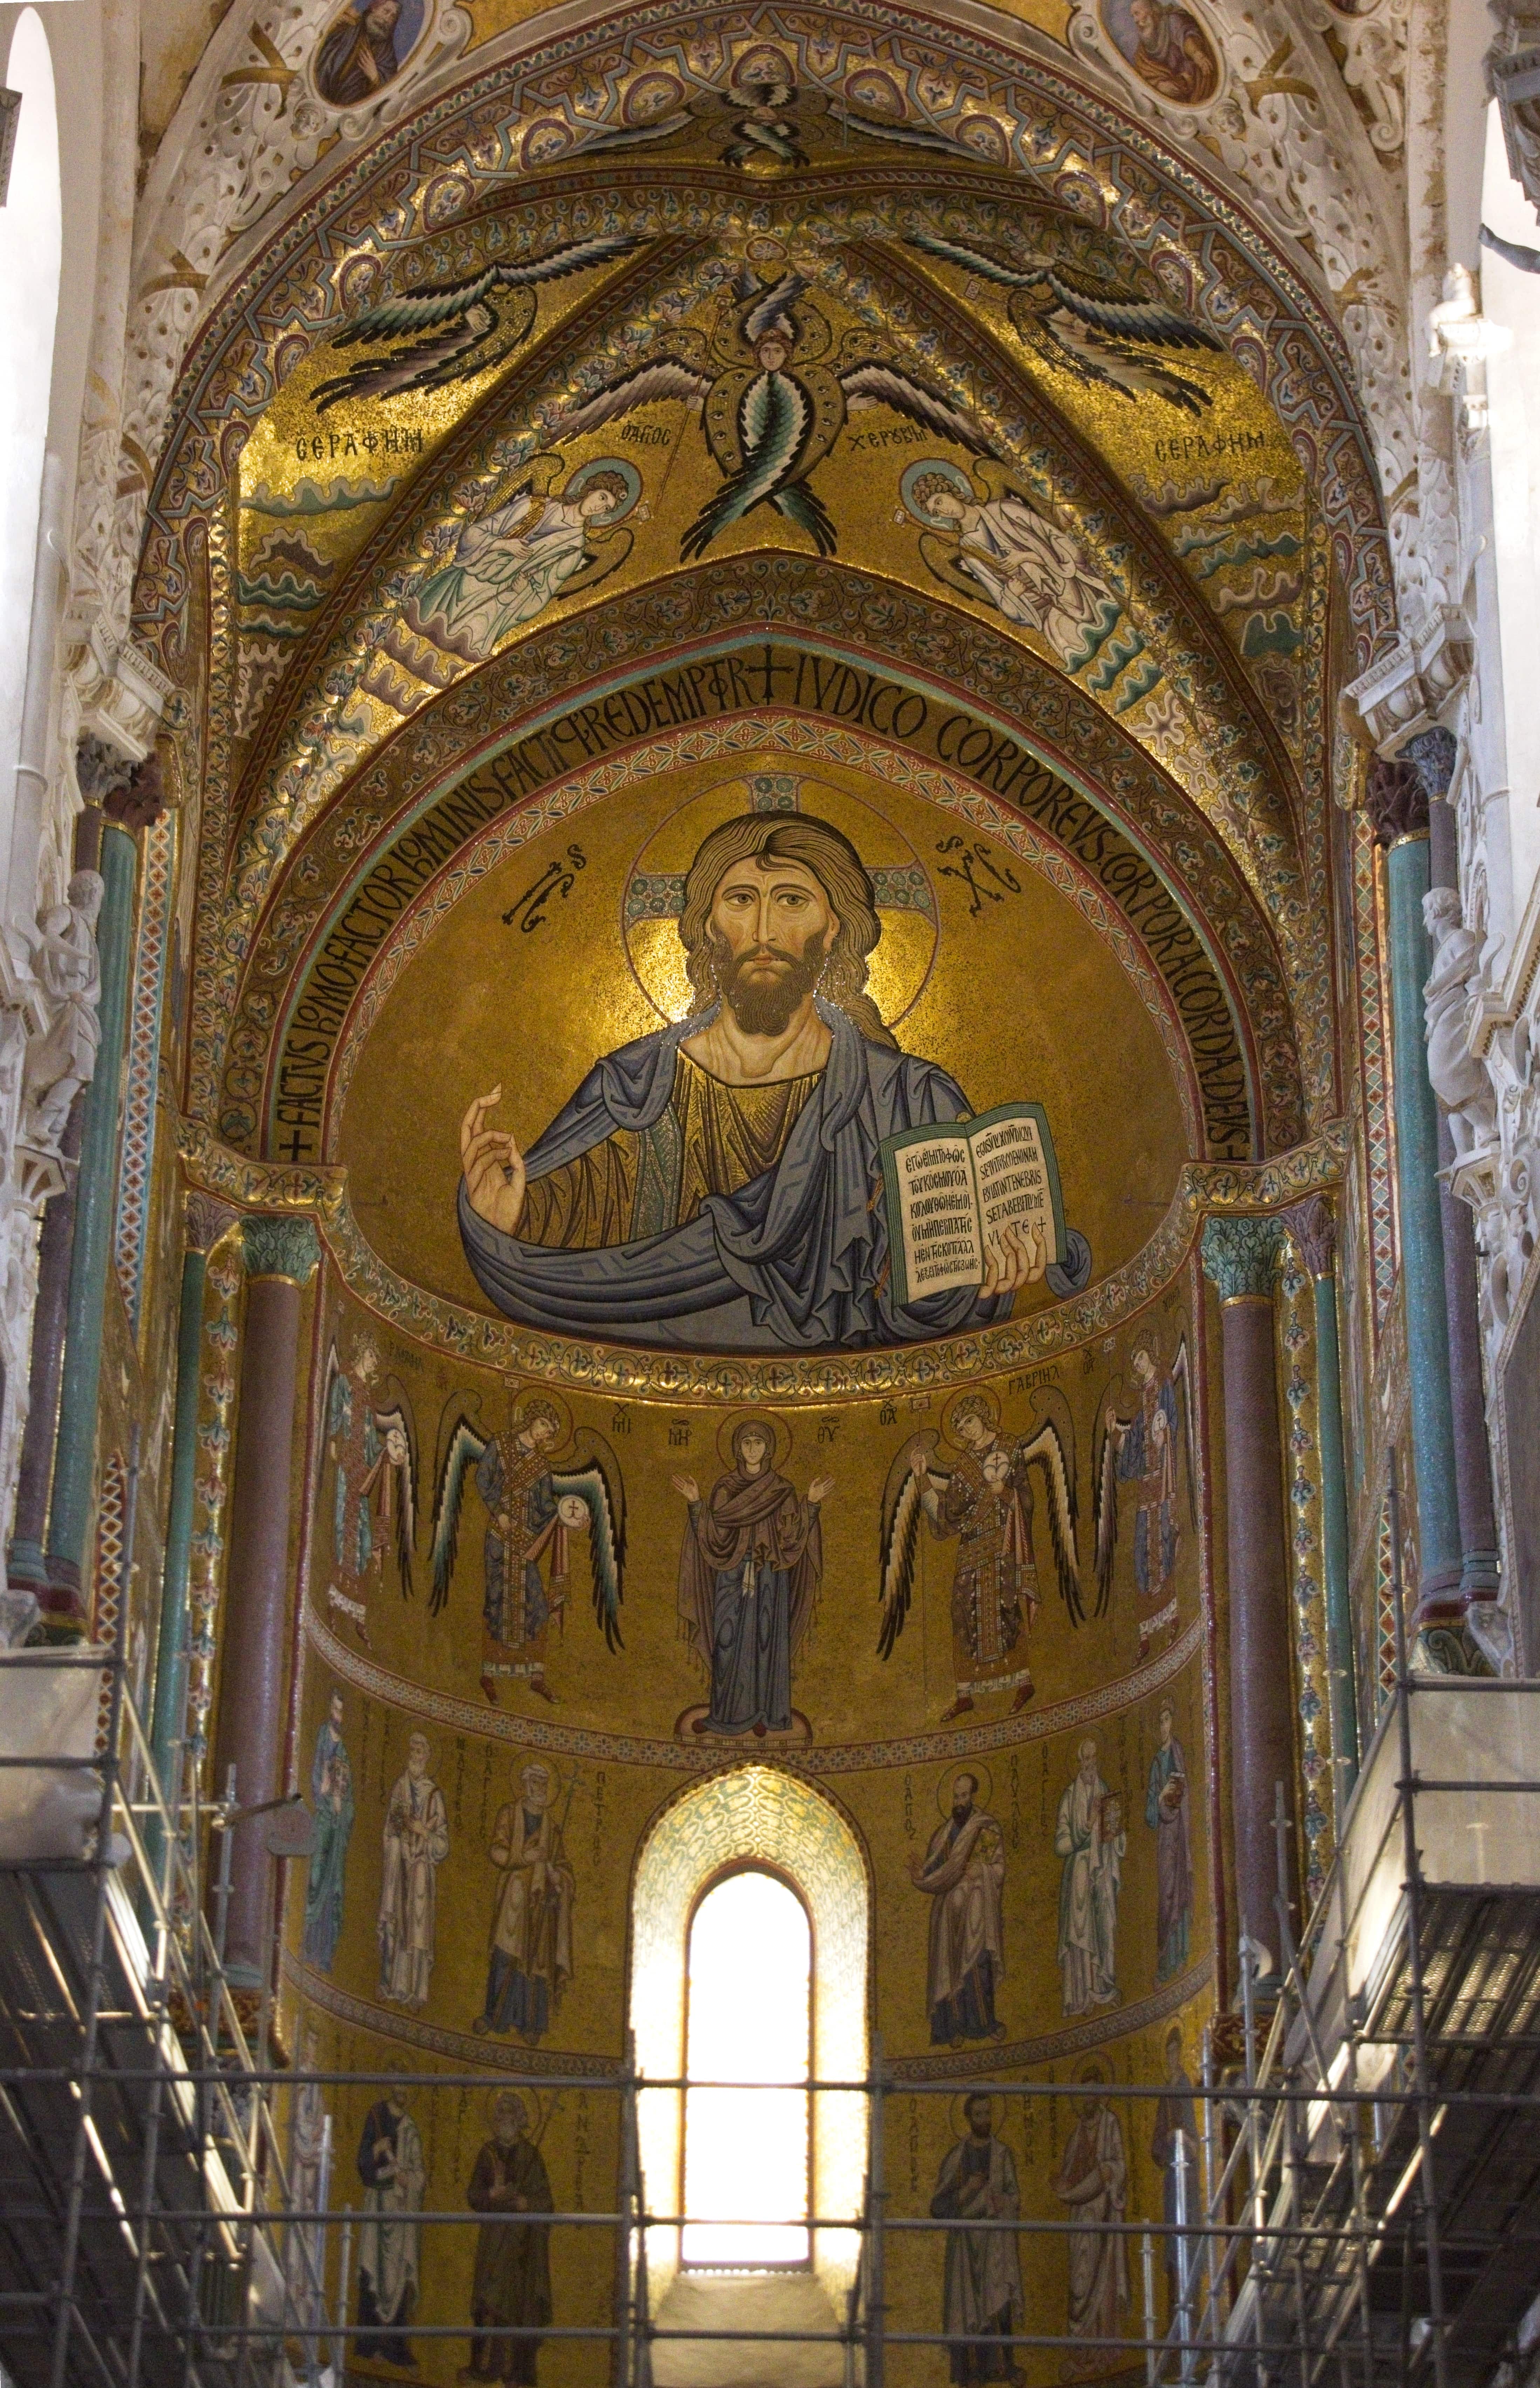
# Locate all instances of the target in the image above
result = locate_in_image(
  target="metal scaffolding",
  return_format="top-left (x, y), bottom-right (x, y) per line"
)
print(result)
top-left (3, 1510), bottom-right (1539, 2388)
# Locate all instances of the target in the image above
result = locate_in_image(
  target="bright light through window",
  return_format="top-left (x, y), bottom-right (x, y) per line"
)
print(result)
top-left (683, 1868), bottom-right (811, 2269)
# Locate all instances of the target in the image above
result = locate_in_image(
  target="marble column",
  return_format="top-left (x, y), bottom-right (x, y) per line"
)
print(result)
top-left (43, 769), bottom-right (163, 1624)
top-left (212, 1213), bottom-right (319, 1983)
top-left (1201, 1215), bottom-right (1300, 1959)
top-left (1364, 757), bottom-right (1463, 1623)
top-left (8, 800), bottom-right (103, 1611)
top-left (148, 1194), bottom-right (237, 1817)
top-left (43, 801), bottom-right (142, 1617)
top-left (1280, 1195), bottom-right (1360, 1805)
top-left (1408, 727), bottom-right (1501, 1605)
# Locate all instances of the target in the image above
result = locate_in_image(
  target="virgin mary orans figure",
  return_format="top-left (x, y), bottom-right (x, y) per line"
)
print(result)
top-left (673, 1419), bottom-right (831, 1737)
top-left (457, 811), bottom-right (1050, 1350)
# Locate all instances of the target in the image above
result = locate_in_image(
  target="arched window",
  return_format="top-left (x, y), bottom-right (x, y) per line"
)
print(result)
top-left (629, 1764), bottom-right (868, 2309)
top-left (683, 1867), bottom-right (811, 2268)
top-left (0, 9), bottom-right (62, 862)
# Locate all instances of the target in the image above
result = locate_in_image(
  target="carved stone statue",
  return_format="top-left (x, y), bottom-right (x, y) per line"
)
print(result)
top-left (1423, 887), bottom-right (1495, 1154)
top-left (22, 871), bottom-right (104, 1149)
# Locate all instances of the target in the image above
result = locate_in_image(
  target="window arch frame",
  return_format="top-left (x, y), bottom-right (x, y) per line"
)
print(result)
top-left (627, 1763), bottom-right (871, 2308)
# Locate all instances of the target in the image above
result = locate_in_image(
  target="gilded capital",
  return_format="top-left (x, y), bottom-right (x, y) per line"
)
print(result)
top-left (241, 1213), bottom-right (321, 1285)
top-left (184, 1192), bottom-right (238, 1255)
top-left (1201, 1214), bottom-right (1283, 1304)
top-left (1280, 1193), bottom-right (1336, 1280)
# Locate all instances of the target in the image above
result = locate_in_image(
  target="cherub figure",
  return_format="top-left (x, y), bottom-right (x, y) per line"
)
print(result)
top-left (558, 265), bottom-right (996, 560)
top-left (430, 1388), bottom-right (625, 1704)
top-left (1093, 1338), bottom-right (1194, 1655)
top-left (322, 1338), bottom-right (416, 1647)
top-left (878, 1387), bottom-right (1079, 1723)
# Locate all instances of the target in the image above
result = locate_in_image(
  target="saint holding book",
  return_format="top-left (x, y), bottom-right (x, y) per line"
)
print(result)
top-left (457, 808), bottom-right (1087, 1351)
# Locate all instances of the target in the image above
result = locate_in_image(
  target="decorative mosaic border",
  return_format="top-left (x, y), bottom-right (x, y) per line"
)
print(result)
top-left (305, 1603), bottom-right (1205, 1776)
top-left (320, 711), bottom-right (1203, 1161)
top-left (886, 1957), bottom-right (1214, 2081)
top-left (282, 1953), bottom-right (623, 2076)
top-left (114, 812), bottom-right (176, 1335)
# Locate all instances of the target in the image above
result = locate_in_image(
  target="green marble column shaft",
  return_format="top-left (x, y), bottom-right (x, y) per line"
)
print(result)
top-left (1283, 1195), bottom-right (1360, 1803)
top-left (44, 819), bottom-right (137, 1611)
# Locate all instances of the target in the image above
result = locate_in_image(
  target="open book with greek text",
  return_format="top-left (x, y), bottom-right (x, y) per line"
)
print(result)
top-left (879, 1102), bottom-right (1065, 1308)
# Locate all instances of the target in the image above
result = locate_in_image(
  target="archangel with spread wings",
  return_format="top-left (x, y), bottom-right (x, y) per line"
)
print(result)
top-left (877, 1388), bottom-right (1079, 1723)
top-left (321, 1339), bottom-right (417, 1648)
top-left (557, 265), bottom-right (996, 559)
top-left (907, 231), bottom-right (1224, 415)
top-left (428, 1390), bottom-right (625, 1705)
top-left (310, 230), bottom-right (651, 409)
top-left (1093, 1338), bottom-right (1195, 1656)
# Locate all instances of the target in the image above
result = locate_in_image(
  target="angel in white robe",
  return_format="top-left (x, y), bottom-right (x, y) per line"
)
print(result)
top-left (910, 462), bottom-right (1131, 675)
top-left (411, 459), bottom-right (633, 659)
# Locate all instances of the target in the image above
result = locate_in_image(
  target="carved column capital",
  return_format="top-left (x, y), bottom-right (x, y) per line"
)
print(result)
top-left (1405, 727), bottom-right (1458, 806)
top-left (185, 1192), bottom-right (238, 1255)
top-left (1364, 755), bottom-right (1429, 848)
top-left (1281, 1194), bottom-right (1336, 1280)
top-left (74, 733), bottom-right (136, 808)
top-left (240, 1213), bottom-right (320, 1285)
top-left (1201, 1214), bottom-right (1283, 1304)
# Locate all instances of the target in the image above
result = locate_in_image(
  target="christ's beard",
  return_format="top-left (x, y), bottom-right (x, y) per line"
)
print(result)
top-left (711, 930), bottom-right (827, 1037)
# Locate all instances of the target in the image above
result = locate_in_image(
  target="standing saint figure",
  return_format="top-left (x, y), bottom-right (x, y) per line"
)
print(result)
top-left (285, 2022), bottom-right (328, 2335)
top-left (460, 2091), bottom-right (553, 2385)
top-left (356, 2077), bottom-right (426, 2369)
top-left (673, 1417), bottom-right (832, 1737)
top-left (1145, 1702), bottom-right (1193, 1981)
top-left (1095, 1340), bottom-right (1192, 1657)
top-left (1052, 2065), bottom-right (1130, 2375)
top-left (22, 870), bottom-right (103, 1148)
top-left (878, 1389), bottom-right (1078, 1726)
top-left (1054, 1739), bottom-right (1124, 2016)
top-left (303, 1688), bottom-right (355, 1973)
top-left (931, 2094), bottom-right (1024, 2384)
top-left (474, 1762), bottom-right (575, 2043)
top-left (321, 1340), bottom-right (415, 1646)
top-left (1150, 2027), bottom-right (1200, 2309)
top-left (378, 1730), bottom-right (450, 2007)
top-left (431, 1393), bottom-right (624, 1706)
top-left (910, 1771), bottom-right (1007, 2045)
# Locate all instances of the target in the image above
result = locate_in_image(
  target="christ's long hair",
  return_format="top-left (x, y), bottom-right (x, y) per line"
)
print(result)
top-left (677, 812), bottom-right (896, 1048)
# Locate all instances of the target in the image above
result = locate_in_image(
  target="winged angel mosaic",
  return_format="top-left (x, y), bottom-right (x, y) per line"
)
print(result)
top-left (558, 266), bottom-right (996, 558)
top-left (876, 1389), bottom-right (1080, 1722)
top-left (428, 1391), bottom-right (626, 1704)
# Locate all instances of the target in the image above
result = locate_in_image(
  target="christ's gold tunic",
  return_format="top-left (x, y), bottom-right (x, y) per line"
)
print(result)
top-left (519, 1050), bottom-right (819, 1249)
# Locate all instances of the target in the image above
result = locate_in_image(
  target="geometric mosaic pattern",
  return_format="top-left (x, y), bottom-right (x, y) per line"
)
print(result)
top-left (114, 812), bottom-right (176, 1337)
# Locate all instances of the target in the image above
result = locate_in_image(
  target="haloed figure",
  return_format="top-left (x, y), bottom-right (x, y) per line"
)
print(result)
top-left (674, 1418), bottom-right (831, 1737)
top-left (460, 2092), bottom-right (553, 2385)
top-left (931, 2094), bottom-right (1024, 2384)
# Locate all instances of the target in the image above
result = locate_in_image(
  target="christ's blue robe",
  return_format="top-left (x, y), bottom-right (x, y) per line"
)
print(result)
top-left (459, 1000), bottom-right (1015, 1349)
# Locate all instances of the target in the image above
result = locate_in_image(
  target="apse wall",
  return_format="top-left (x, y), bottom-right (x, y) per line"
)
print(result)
top-left (271, 744), bottom-right (1225, 2381)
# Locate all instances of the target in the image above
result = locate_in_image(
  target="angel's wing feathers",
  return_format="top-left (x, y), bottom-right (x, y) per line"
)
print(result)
top-left (1041, 313), bottom-right (1213, 413)
top-left (1019, 1418), bottom-right (1083, 1626)
top-left (772, 479), bottom-right (838, 555)
top-left (840, 361), bottom-right (995, 456)
top-left (559, 358), bottom-right (710, 437)
top-left (905, 230), bottom-right (1030, 288)
top-left (876, 1433), bottom-right (941, 1659)
top-left (325, 268), bottom-right (508, 350)
top-left (1092, 1414), bottom-right (1125, 1619)
top-left (312, 306), bottom-right (502, 409)
top-left (1042, 267), bottom-right (1222, 354)
top-left (429, 1417), bottom-right (488, 1617)
top-left (1170, 1335), bottom-right (1198, 1525)
top-left (500, 231), bottom-right (649, 288)
top-left (680, 371), bottom-right (809, 559)
top-left (373, 1401), bottom-right (418, 1599)
top-left (551, 1439), bottom-right (627, 1653)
